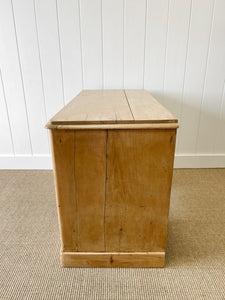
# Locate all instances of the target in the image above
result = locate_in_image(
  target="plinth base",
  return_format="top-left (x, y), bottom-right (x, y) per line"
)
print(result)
top-left (61, 251), bottom-right (165, 268)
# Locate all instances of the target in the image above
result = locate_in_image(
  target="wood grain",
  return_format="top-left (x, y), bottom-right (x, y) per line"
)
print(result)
top-left (75, 130), bottom-right (107, 251)
top-left (49, 90), bottom-right (178, 267)
top-left (61, 251), bottom-right (165, 268)
top-left (46, 123), bottom-right (179, 130)
top-left (105, 129), bottom-right (176, 252)
top-left (48, 90), bottom-right (178, 126)
top-left (50, 130), bottom-right (77, 251)
top-left (124, 89), bottom-right (177, 122)
top-left (50, 90), bottom-right (133, 125)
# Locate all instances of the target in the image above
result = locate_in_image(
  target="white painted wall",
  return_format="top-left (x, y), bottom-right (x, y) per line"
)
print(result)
top-left (0, 0), bottom-right (225, 169)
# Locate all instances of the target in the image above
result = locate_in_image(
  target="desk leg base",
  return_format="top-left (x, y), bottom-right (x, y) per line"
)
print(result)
top-left (61, 251), bottom-right (165, 268)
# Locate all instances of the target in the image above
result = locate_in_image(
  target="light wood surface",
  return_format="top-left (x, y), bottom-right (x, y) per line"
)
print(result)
top-left (48, 89), bottom-right (178, 267)
top-left (61, 252), bottom-right (165, 268)
top-left (105, 129), bottom-right (176, 252)
top-left (124, 89), bottom-right (176, 122)
top-left (50, 130), bottom-right (77, 251)
top-left (74, 130), bottom-right (107, 251)
top-left (51, 130), bottom-right (107, 252)
top-left (49, 90), bottom-right (133, 125)
top-left (46, 122), bottom-right (179, 130)
top-left (47, 90), bottom-right (178, 127)
top-left (50, 128), bottom-right (176, 261)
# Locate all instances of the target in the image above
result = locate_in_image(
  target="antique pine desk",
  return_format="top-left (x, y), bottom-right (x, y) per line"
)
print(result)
top-left (46, 90), bottom-right (178, 268)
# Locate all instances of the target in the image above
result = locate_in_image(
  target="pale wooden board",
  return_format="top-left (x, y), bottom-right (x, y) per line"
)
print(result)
top-left (50, 130), bottom-right (77, 252)
top-left (125, 90), bottom-right (177, 123)
top-left (51, 129), bottom-right (107, 252)
top-left (75, 130), bottom-right (106, 251)
top-left (47, 123), bottom-right (179, 130)
top-left (50, 90), bottom-right (133, 124)
top-left (61, 252), bottom-right (165, 268)
top-left (105, 129), bottom-right (176, 252)
top-left (49, 90), bottom-right (178, 126)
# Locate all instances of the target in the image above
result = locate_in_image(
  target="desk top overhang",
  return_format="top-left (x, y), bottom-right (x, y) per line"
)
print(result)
top-left (46, 89), bottom-right (178, 130)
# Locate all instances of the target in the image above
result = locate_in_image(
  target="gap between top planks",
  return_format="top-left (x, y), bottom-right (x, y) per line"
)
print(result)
top-left (46, 89), bottom-right (178, 128)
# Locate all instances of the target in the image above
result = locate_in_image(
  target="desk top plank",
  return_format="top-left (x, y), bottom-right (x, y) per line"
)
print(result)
top-left (125, 90), bottom-right (177, 123)
top-left (50, 90), bottom-right (133, 125)
top-left (48, 89), bottom-right (178, 127)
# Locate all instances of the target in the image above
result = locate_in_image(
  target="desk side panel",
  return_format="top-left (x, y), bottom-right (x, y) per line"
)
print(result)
top-left (50, 129), bottom-right (107, 252)
top-left (105, 129), bottom-right (176, 252)
top-left (50, 130), bottom-right (77, 251)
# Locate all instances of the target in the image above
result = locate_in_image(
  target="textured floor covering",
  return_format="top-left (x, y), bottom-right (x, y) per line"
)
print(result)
top-left (0, 169), bottom-right (224, 299)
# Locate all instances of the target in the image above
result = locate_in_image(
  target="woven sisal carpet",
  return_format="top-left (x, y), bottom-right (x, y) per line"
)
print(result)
top-left (0, 169), bottom-right (224, 299)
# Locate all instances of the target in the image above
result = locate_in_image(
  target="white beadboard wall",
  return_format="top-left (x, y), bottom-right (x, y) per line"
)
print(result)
top-left (0, 0), bottom-right (225, 169)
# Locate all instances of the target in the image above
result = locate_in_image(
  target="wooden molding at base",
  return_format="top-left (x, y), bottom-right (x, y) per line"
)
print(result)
top-left (61, 251), bottom-right (165, 268)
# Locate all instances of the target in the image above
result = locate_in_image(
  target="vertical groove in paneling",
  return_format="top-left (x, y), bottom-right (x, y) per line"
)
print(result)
top-left (177, 0), bottom-right (215, 155)
top-left (55, 0), bottom-right (65, 106)
top-left (34, 0), bottom-right (65, 120)
top-left (102, 0), bottom-right (123, 88)
top-left (124, 0), bottom-right (146, 88)
top-left (77, 0), bottom-right (84, 89)
top-left (214, 81), bottom-right (225, 153)
top-left (33, 0), bottom-right (50, 152)
top-left (196, 0), bottom-right (225, 154)
top-left (144, 0), bottom-right (170, 100)
top-left (11, 0), bottom-right (33, 154)
top-left (162, 0), bottom-right (171, 100)
top-left (13, 0), bottom-right (50, 154)
top-left (100, 0), bottom-right (104, 88)
top-left (177, 0), bottom-right (193, 151)
top-left (57, 0), bottom-right (83, 104)
top-left (180, 0), bottom-right (193, 110)
top-left (79, 0), bottom-right (103, 89)
top-left (0, 1), bottom-right (31, 154)
top-left (0, 70), bottom-right (15, 154)
top-left (123, 0), bottom-right (125, 89)
top-left (33, 0), bottom-right (47, 121)
top-left (142, 0), bottom-right (148, 89)
top-left (166, 0), bottom-right (192, 154)
top-left (217, 82), bottom-right (225, 127)
top-left (195, 0), bottom-right (216, 153)
top-left (1, 0), bottom-right (225, 165)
